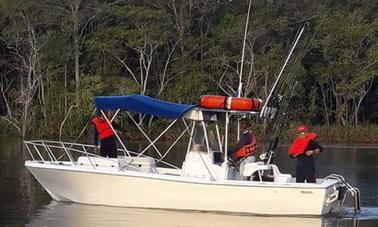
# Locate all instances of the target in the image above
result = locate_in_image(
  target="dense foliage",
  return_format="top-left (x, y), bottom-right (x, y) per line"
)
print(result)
top-left (0, 0), bottom-right (378, 142)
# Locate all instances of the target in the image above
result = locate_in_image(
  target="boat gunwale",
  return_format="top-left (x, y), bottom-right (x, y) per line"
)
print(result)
top-left (25, 160), bottom-right (340, 190)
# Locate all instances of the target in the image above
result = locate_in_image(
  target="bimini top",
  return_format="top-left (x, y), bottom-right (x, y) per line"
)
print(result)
top-left (95, 95), bottom-right (196, 119)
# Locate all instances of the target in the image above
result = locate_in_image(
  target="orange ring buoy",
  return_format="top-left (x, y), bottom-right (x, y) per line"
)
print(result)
top-left (252, 98), bottom-right (263, 111)
top-left (199, 95), bottom-right (262, 111)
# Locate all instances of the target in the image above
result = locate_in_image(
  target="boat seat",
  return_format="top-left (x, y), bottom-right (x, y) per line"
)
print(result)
top-left (241, 162), bottom-right (292, 183)
top-left (270, 165), bottom-right (292, 183)
top-left (242, 162), bottom-right (271, 180)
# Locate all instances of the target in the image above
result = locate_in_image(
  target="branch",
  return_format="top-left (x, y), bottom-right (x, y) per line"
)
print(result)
top-left (0, 116), bottom-right (21, 133)
top-left (111, 53), bottom-right (140, 87)
top-left (42, 1), bottom-right (71, 15)
top-left (107, 0), bottom-right (125, 6)
top-left (352, 77), bottom-right (374, 121)
top-left (157, 71), bottom-right (185, 96)
top-left (0, 77), bottom-right (14, 119)
top-left (206, 68), bottom-right (232, 96)
top-left (156, 40), bottom-right (182, 95)
top-left (59, 105), bottom-right (77, 141)
top-left (79, 13), bottom-right (99, 41)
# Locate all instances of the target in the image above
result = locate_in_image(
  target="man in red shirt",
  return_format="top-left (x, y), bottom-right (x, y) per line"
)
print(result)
top-left (92, 111), bottom-right (118, 158)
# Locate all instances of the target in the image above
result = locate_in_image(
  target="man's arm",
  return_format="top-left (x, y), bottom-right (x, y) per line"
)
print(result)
top-left (312, 140), bottom-right (323, 154)
top-left (305, 140), bottom-right (323, 156)
top-left (228, 132), bottom-right (251, 155)
top-left (93, 126), bottom-right (100, 154)
top-left (94, 127), bottom-right (99, 146)
top-left (228, 142), bottom-right (243, 155)
top-left (112, 121), bottom-right (127, 134)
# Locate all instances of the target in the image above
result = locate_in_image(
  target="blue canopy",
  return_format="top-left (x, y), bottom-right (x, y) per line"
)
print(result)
top-left (95, 95), bottom-right (196, 119)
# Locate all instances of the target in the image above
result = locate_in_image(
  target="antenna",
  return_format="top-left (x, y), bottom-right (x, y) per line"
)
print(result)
top-left (238, 0), bottom-right (252, 98)
top-left (236, 0), bottom-right (252, 141)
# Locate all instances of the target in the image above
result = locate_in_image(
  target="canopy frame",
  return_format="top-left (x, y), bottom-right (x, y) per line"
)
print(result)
top-left (106, 108), bottom-right (194, 169)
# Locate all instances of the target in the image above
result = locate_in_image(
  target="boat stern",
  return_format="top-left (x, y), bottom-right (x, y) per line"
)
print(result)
top-left (320, 174), bottom-right (361, 215)
top-left (321, 182), bottom-right (343, 214)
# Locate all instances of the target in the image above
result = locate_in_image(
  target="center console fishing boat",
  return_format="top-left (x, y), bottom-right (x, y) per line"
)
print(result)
top-left (24, 94), bottom-right (360, 216)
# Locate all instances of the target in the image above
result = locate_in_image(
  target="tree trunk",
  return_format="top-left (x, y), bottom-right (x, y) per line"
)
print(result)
top-left (73, 2), bottom-right (80, 105)
top-left (319, 84), bottom-right (330, 126)
top-left (64, 63), bottom-right (68, 114)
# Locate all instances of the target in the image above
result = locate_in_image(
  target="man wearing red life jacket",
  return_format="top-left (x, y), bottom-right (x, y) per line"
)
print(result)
top-left (228, 118), bottom-right (257, 162)
top-left (289, 124), bottom-right (323, 183)
top-left (92, 111), bottom-right (118, 158)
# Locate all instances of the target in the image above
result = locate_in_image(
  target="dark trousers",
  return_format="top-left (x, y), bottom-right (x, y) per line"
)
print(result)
top-left (100, 135), bottom-right (117, 158)
top-left (296, 165), bottom-right (316, 183)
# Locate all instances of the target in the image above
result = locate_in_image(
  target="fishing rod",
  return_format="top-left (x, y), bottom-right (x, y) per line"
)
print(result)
top-left (261, 80), bottom-right (297, 164)
top-left (259, 23), bottom-right (309, 164)
top-left (260, 23), bottom-right (308, 119)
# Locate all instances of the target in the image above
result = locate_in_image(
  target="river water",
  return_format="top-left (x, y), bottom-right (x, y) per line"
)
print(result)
top-left (1, 136), bottom-right (378, 226)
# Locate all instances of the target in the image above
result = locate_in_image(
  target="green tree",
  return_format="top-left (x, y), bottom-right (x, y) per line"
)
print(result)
top-left (313, 10), bottom-right (378, 126)
top-left (0, 0), bottom-right (50, 137)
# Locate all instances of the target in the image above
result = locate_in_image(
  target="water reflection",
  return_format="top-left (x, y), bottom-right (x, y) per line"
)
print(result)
top-left (0, 137), bottom-right (50, 226)
top-left (27, 201), bottom-right (378, 227)
top-left (29, 201), bottom-right (324, 227)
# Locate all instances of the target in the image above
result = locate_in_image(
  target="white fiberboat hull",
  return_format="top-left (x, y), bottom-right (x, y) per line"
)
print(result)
top-left (25, 161), bottom-right (341, 216)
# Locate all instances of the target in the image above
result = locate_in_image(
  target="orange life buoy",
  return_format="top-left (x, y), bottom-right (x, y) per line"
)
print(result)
top-left (252, 98), bottom-right (262, 111)
top-left (199, 95), bottom-right (262, 111)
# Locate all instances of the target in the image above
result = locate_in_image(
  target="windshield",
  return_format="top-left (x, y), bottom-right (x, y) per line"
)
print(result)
top-left (190, 121), bottom-right (222, 153)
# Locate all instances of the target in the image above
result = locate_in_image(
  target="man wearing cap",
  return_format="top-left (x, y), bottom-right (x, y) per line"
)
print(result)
top-left (289, 125), bottom-right (323, 183)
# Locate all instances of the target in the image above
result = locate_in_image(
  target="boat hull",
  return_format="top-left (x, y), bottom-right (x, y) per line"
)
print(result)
top-left (25, 161), bottom-right (341, 216)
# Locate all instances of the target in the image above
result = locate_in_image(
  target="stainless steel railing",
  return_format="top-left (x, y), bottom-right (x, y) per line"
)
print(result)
top-left (24, 140), bottom-right (179, 170)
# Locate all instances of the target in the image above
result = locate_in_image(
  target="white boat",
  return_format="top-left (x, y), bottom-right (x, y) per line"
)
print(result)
top-left (24, 94), bottom-right (361, 216)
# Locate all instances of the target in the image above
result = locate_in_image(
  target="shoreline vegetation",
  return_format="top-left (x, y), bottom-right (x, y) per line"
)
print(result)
top-left (2, 117), bottom-right (378, 145)
top-left (279, 124), bottom-right (378, 144)
top-left (1, 1), bottom-right (378, 142)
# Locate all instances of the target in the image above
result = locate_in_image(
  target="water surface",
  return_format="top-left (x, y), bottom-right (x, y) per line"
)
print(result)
top-left (1, 137), bottom-right (378, 226)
